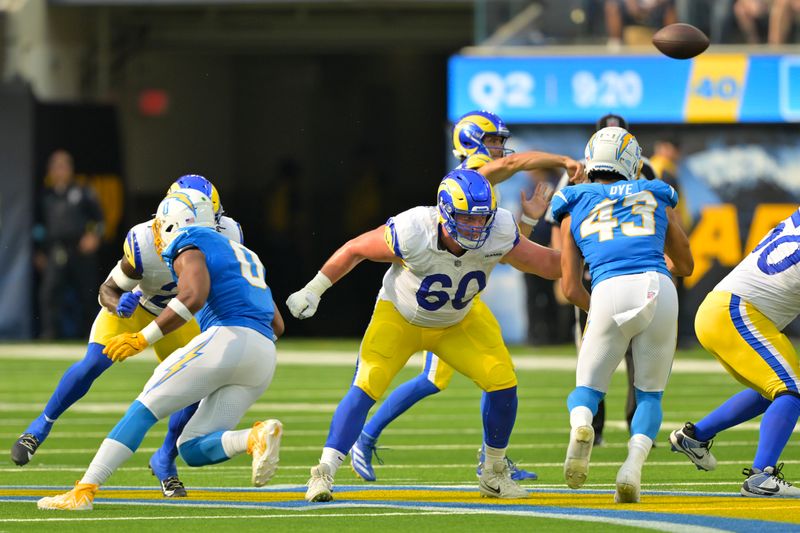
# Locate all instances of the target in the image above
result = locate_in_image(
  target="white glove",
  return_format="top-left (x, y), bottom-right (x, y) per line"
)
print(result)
top-left (286, 289), bottom-right (321, 319)
top-left (286, 271), bottom-right (332, 320)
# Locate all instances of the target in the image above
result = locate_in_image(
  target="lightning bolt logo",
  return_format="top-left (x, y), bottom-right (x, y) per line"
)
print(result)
top-left (147, 334), bottom-right (215, 393)
top-left (165, 191), bottom-right (197, 214)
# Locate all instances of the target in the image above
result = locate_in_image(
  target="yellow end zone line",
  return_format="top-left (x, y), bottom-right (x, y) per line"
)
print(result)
top-left (4, 487), bottom-right (800, 524)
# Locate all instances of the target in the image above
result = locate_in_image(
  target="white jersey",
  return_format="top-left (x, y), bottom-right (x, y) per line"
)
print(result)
top-left (122, 215), bottom-right (243, 315)
top-left (715, 208), bottom-right (800, 330)
top-left (378, 206), bottom-right (519, 327)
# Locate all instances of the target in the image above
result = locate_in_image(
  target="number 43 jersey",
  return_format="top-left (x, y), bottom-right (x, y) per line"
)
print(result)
top-left (551, 179), bottom-right (677, 289)
top-left (716, 208), bottom-right (800, 330)
top-left (379, 206), bottom-right (519, 328)
top-left (162, 226), bottom-right (275, 340)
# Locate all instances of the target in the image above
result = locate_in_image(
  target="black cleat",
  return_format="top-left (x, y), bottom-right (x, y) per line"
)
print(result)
top-left (11, 433), bottom-right (40, 466)
top-left (150, 466), bottom-right (188, 498)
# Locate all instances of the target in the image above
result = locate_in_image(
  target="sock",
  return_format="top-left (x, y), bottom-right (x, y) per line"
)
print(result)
top-left (221, 428), bottom-right (251, 458)
top-left (484, 444), bottom-right (507, 466)
top-left (570, 406), bottom-right (594, 429)
top-left (150, 402), bottom-right (199, 479)
top-left (178, 431), bottom-right (229, 466)
top-left (482, 387), bottom-right (517, 448)
top-left (320, 446), bottom-right (346, 476)
top-left (625, 433), bottom-right (653, 469)
top-left (753, 394), bottom-right (800, 471)
top-left (362, 373), bottom-right (440, 440)
top-left (694, 388), bottom-right (771, 442)
top-left (107, 400), bottom-right (159, 452)
top-left (567, 386), bottom-right (604, 416)
top-left (81, 438), bottom-right (134, 486)
top-left (324, 386), bottom-right (376, 454)
top-left (27, 343), bottom-right (112, 442)
top-left (630, 389), bottom-right (663, 441)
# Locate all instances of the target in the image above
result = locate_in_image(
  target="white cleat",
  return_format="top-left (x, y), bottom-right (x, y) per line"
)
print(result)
top-left (564, 425), bottom-right (594, 489)
top-left (478, 460), bottom-right (530, 499)
top-left (248, 419), bottom-right (283, 487)
top-left (37, 482), bottom-right (98, 511)
top-left (741, 464), bottom-right (800, 498)
top-left (305, 463), bottom-right (334, 502)
top-left (615, 461), bottom-right (642, 503)
top-left (669, 422), bottom-right (716, 471)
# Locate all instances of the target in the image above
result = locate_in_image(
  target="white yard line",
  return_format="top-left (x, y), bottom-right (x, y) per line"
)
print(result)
top-left (0, 345), bottom-right (727, 373)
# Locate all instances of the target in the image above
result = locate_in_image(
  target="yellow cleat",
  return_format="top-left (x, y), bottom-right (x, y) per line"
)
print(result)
top-left (247, 419), bottom-right (283, 487)
top-left (37, 482), bottom-right (98, 511)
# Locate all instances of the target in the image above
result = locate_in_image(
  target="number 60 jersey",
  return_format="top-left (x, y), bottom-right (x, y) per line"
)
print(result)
top-left (379, 206), bottom-right (519, 328)
top-left (716, 209), bottom-right (800, 330)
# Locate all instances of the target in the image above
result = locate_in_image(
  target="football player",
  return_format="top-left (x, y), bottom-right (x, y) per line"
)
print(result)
top-left (11, 175), bottom-right (242, 498)
top-left (37, 189), bottom-right (284, 511)
top-left (670, 209), bottom-right (800, 497)
top-left (288, 168), bottom-right (562, 502)
top-left (548, 113), bottom-right (659, 447)
top-left (551, 127), bottom-right (693, 503)
top-left (349, 110), bottom-right (583, 483)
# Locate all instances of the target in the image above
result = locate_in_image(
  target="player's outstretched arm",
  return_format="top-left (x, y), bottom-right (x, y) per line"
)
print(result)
top-left (664, 207), bottom-right (694, 277)
top-left (502, 235), bottom-right (561, 280)
top-left (287, 226), bottom-right (399, 320)
top-left (98, 258), bottom-right (143, 317)
top-left (559, 215), bottom-right (590, 312)
top-left (479, 151), bottom-right (584, 186)
top-left (103, 249), bottom-right (210, 362)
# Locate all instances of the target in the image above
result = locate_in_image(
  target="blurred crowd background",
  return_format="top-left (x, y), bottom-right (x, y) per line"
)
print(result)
top-left (1, 0), bottom-right (799, 343)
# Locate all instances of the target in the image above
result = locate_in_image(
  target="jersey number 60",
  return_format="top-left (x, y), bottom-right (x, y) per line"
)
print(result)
top-left (416, 271), bottom-right (486, 311)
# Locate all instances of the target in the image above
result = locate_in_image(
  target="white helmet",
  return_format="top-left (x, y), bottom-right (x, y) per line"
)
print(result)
top-left (152, 188), bottom-right (215, 254)
top-left (584, 126), bottom-right (642, 181)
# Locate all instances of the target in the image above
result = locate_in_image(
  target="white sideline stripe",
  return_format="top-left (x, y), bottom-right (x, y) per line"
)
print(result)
top-left (0, 501), bottom-right (724, 532)
top-left (0, 346), bottom-right (728, 373)
top-left (0, 401), bottom-right (337, 414)
top-left (3, 460), bottom-right (798, 473)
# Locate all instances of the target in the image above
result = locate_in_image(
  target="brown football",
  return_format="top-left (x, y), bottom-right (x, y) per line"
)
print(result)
top-left (652, 23), bottom-right (709, 60)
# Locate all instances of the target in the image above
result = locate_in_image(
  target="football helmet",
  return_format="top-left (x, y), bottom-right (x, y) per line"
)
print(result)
top-left (595, 113), bottom-right (629, 131)
top-left (152, 188), bottom-right (215, 255)
top-left (452, 110), bottom-right (512, 160)
top-left (584, 127), bottom-right (642, 182)
top-left (167, 174), bottom-right (223, 221)
top-left (437, 169), bottom-right (497, 250)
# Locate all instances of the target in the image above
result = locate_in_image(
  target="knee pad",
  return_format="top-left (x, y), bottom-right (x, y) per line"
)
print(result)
top-left (483, 362), bottom-right (517, 392)
top-left (356, 365), bottom-right (391, 400)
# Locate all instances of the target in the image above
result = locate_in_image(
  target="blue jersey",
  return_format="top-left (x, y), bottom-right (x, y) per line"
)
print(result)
top-left (551, 179), bottom-right (678, 289)
top-left (163, 226), bottom-right (275, 339)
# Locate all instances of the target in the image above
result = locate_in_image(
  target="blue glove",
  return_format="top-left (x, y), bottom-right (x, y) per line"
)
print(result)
top-left (116, 290), bottom-right (142, 318)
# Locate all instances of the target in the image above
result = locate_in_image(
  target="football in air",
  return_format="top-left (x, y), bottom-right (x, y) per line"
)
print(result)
top-left (652, 23), bottom-right (709, 60)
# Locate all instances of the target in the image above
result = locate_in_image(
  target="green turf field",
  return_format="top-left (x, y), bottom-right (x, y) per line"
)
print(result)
top-left (1, 341), bottom-right (799, 532)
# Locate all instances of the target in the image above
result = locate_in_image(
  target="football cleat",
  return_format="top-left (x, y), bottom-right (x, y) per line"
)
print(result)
top-left (247, 419), bottom-right (283, 487)
top-left (476, 448), bottom-right (538, 481)
top-left (305, 463), bottom-right (334, 502)
top-left (669, 422), bottom-right (717, 471)
top-left (350, 433), bottom-right (382, 482)
top-left (37, 482), bottom-right (98, 511)
top-left (615, 461), bottom-right (642, 503)
top-left (564, 425), bottom-right (594, 489)
top-left (11, 433), bottom-right (40, 466)
top-left (478, 460), bottom-right (530, 499)
top-left (741, 464), bottom-right (800, 498)
top-left (149, 465), bottom-right (187, 498)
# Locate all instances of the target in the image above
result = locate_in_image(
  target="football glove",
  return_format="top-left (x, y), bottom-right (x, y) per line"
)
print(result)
top-left (286, 289), bottom-right (320, 320)
top-left (116, 290), bottom-right (142, 318)
top-left (103, 332), bottom-right (149, 362)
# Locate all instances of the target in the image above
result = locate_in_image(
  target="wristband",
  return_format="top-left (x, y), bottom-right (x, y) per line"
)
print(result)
top-left (140, 321), bottom-right (164, 345)
top-left (167, 298), bottom-right (194, 321)
top-left (110, 262), bottom-right (139, 291)
top-left (305, 271), bottom-right (333, 297)
top-left (520, 214), bottom-right (539, 226)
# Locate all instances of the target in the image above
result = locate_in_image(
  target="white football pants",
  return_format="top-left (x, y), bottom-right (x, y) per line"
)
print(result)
top-left (135, 325), bottom-right (276, 445)
top-left (577, 272), bottom-right (677, 393)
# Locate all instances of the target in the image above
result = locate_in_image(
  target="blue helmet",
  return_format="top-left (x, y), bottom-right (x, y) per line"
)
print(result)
top-left (452, 110), bottom-right (512, 160)
top-left (437, 169), bottom-right (497, 250)
top-left (167, 174), bottom-right (223, 221)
